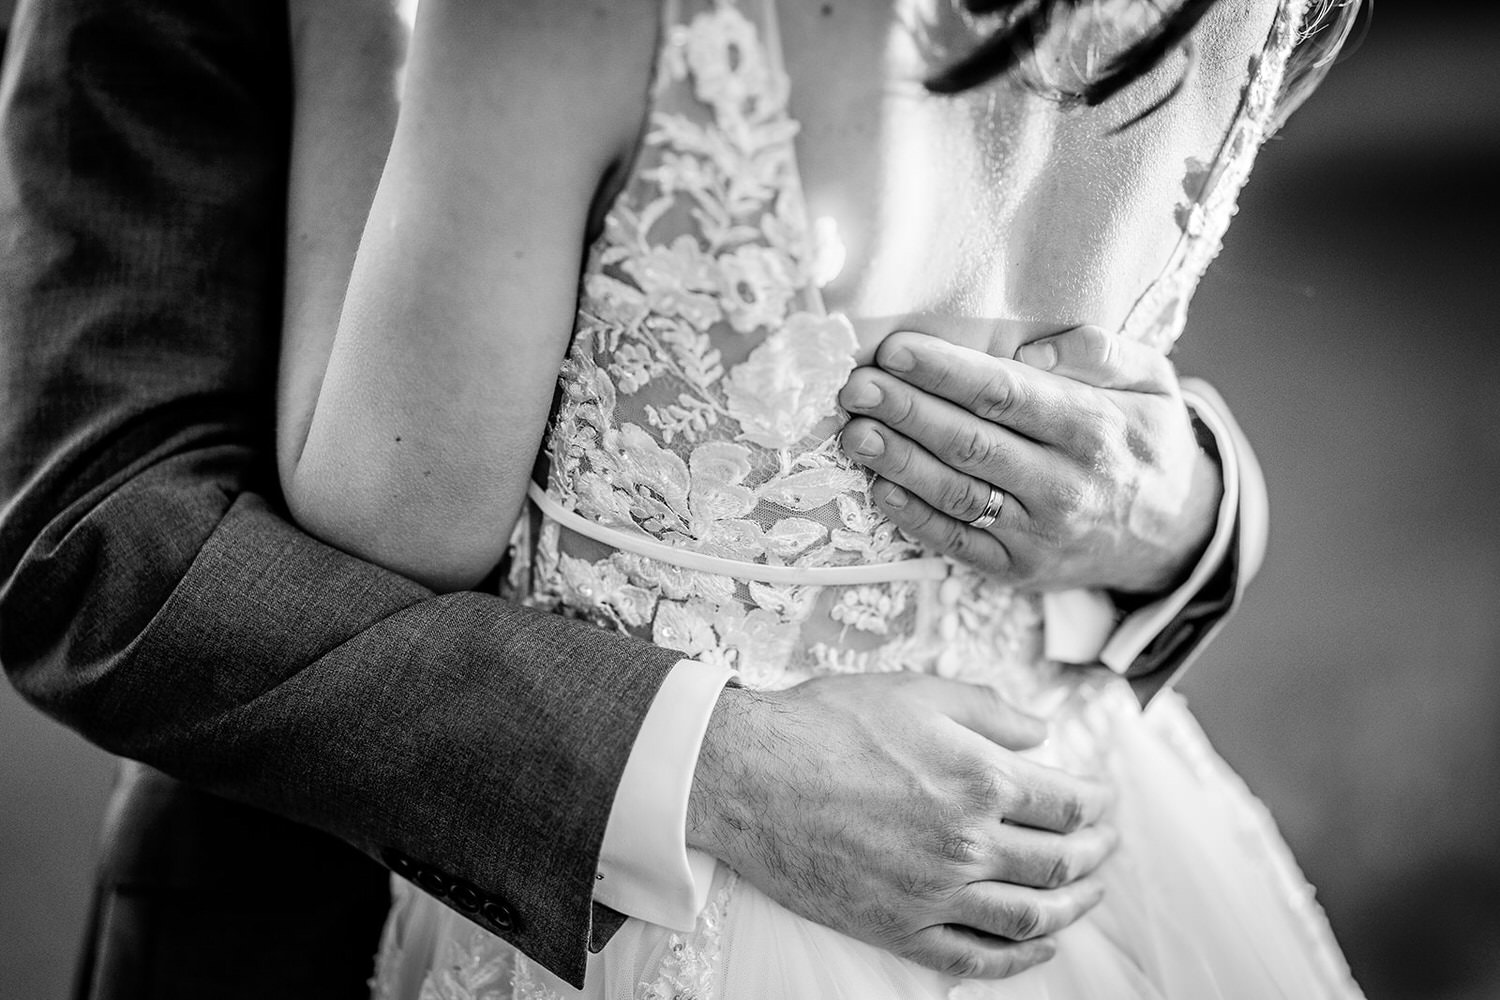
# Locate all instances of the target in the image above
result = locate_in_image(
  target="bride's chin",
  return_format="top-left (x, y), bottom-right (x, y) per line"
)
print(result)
top-left (845, 312), bottom-right (1086, 363)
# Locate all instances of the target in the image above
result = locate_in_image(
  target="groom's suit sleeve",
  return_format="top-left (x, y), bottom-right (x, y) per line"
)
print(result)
top-left (0, 0), bottom-right (678, 986)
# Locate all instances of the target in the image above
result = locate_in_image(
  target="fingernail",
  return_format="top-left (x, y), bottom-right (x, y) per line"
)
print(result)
top-left (1017, 341), bottom-right (1057, 370)
top-left (845, 428), bottom-right (885, 459)
top-left (843, 381), bottom-right (882, 410)
top-left (882, 485), bottom-right (907, 509)
top-left (881, 345), bottom-right (914, 373)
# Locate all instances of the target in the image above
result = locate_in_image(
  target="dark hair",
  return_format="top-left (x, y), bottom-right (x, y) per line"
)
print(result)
top-left (925, 0), bottom-right (1364, 130)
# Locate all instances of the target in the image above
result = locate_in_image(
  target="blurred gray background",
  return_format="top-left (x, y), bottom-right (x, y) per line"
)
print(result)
top-left (3, 3), bottom-right (1498, 998)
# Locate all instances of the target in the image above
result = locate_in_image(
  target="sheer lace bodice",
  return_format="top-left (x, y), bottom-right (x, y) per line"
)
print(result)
top-left (527, 0), bottom-right (1307, 711)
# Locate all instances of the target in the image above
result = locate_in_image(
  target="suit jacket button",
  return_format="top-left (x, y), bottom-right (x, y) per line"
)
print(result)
top-left (413, 868), bottom-right (453, 898)
top-left (449, 882), bottom-right (482, 913)
top-left (481, 900), bottom-right (517, 933)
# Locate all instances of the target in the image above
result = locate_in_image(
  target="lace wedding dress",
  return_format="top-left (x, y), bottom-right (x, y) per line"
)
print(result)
top-left (375, 0), bottom-right (1365, 996)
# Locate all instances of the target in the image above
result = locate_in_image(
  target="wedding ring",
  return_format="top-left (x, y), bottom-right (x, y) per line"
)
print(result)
top-left (966, 486), bottom-right (1006, 530)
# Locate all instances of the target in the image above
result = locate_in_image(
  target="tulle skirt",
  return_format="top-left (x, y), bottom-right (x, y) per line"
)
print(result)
top-left (372, 684), bottom-right (1364, 1000)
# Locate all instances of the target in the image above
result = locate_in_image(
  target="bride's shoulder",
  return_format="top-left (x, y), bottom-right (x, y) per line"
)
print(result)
top-left (287, 0), bottom-right (662, 109)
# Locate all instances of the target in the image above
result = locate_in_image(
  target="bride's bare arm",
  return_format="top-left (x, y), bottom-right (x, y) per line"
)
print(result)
top-left (278, 0), bottom-right (657, 590)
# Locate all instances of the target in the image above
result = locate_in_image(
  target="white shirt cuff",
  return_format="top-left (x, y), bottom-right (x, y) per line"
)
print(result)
top-left (1043, 390), bottom-right (1241, 673)
top-left (594, 659), bottom-right (732, 931)
top-left (1042, 589), bottom-right (1118, 663)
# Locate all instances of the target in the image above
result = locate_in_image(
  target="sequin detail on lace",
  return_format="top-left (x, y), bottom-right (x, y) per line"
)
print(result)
top-left (639, 874), bottom-right (738, 1000)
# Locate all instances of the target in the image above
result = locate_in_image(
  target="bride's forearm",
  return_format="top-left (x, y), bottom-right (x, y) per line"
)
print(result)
top-left (277, 1), bottom-right (657, 591)
top-left (284, 138), bottom-right (574, 591)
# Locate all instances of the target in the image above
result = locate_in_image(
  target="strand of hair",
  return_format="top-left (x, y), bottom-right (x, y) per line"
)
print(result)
top-left (1080, 0), bottom-right (1218, 107)
top-left (923, 1), bottom-right (1056, 95)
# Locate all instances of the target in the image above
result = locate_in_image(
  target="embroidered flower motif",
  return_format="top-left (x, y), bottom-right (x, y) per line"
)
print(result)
top-left (606, 422), bottom-right (692, 523)
top-left (682, 3), bottom-right (772, 122)
top-left (609, 341), bottom-right (667, 395)
top-left (574, 470), bottom-right (638, 530)
top-left (763, 517), bottom-right (827, 559)
top-left (583, 273), bottom-right (650, 330)
top-left (759, 466), bottom-right (869, 513)
top-left (616, 551), bottom-right (736, 606)
top-left (747, 580), bottom-right (820, 623)
top-left (555, 552), bottom-right (656, 630)
top-left (687, 440), bottom-right (757, 524)
top-left (714, 602), bottom-right (797, 686)
top-left (623, 235), bottom-right (724, 330)
top-left (722, 312), bottom-right (859, 450)
top-left (653, 599), bottom-right (722, 659)
top-left (717, 243), bottom-right (795, 334)
top-left (759, 191), bottom-right (812, 277)
top-left (829, 583), bottom-right (909, 636)
top-left (639, 875), bottom-right (737, 1000)
top-left (695, 517), bottom-right (766, 561)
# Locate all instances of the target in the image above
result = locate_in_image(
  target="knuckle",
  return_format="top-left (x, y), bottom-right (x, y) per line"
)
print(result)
top-left (1057, 793), bottom-right (1087, 834)
top-left (897, 494), bottom-right (937, 533)
top-left (936, 515), bottom-right (969, 556)
top-left (939, 477), bottom-right (985, 521)
top-left (974, 372), bottom-right (1021, 422)
top-left (884, 438), bottom-right (915, 478)
top-left (887, 384), bottom-right (918, 426)
top-left (938, 832), bottom-right (984, 866)
top-left (1043, 852), bottom-right (1075, 890)
top-left (1044, 479), bottom-right (1089, 520)
top-left (949, 526), bottom-right (991, 570)
top-left (1124, 416), bottom-right (1166, 470)
top-left (1098, 419), bottom-right (1132, 469)
top-left (968, 770), bottom-right (1005, 812)
top-left (892, 864), bottom-right (949, 908)
top-left (855, 900), bottom-right (906, 942)
top-left (1065, 408), bottom-right (1113, 458)
top-left (1006, 901), bottom-right (1044, 940)
top-left (946, 424), bottom-right (993, 469)
top-left (1002, 781), bottom-right (1035, 821)
top-left (940, 948), bottom-right (985, 979)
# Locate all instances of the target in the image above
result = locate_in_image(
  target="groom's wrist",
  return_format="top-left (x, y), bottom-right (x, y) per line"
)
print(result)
top-left (686, 684), bottom-right (774, 861)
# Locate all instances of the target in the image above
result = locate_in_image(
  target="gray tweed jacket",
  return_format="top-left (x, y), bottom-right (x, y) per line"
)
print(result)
top-left (0, 0), bottom-right (680, 992)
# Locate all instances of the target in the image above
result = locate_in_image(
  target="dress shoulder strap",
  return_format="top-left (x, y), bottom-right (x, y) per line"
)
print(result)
top-left (1118, 0), bottom-right (1312, 352)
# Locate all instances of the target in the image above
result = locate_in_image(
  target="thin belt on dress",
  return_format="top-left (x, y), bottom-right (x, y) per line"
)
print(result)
top-left (527, 482), bottom-right (949, 585)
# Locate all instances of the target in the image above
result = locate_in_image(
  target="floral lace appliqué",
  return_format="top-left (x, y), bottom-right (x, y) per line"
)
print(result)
top-left (536, 0), bottom-right (1001, 694)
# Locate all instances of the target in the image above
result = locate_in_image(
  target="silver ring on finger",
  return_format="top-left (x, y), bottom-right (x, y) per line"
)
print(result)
top-left (966, 485), bottom-right (1006, 530)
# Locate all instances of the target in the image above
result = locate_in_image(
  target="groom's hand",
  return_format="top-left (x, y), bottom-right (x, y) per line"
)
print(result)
top-left (838, 326), bottom-right (1222, 595)
top-left (687, 676), bottom-right (1117, 979)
